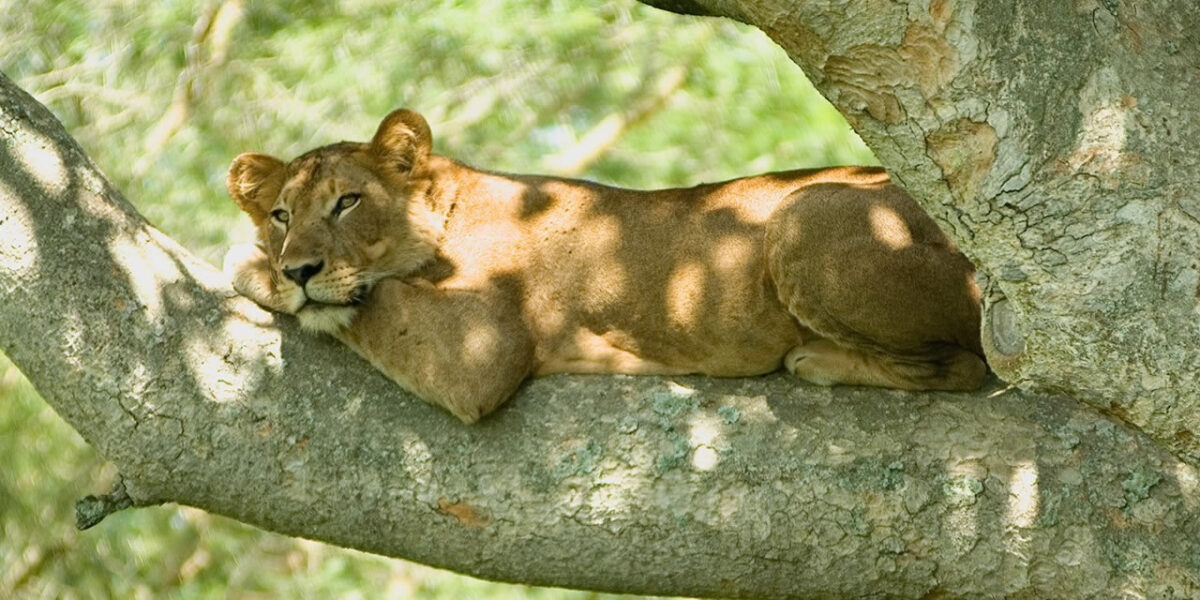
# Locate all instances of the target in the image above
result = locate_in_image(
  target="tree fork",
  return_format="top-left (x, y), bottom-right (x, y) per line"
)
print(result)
top-left (1, 44), bottom-right (1199, 600)
top-left (636, 0), bottom-right (1200, 467)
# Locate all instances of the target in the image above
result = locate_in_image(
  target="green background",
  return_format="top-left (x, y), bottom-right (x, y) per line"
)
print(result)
top-left (1, 1), bottom-right (874, 598)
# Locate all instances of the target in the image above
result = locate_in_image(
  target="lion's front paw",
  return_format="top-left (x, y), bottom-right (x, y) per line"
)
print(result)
top-left (222, 243), bottom-right (265, 283)
top-left (223, 243), bottom-right (306, 314)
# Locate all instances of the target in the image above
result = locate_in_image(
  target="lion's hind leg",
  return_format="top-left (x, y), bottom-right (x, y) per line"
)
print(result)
top-left (766, 182), bottom-right (987, 393)
top-left (785, 338), bottom-right (985, 391)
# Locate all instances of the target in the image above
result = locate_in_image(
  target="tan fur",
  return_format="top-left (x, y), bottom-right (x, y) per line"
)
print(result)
top-left (225, 108), bottom-right (986, 423)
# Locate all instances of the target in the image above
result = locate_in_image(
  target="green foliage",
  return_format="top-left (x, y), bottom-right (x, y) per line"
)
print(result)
top-left (0, 0), bottom-right (874, 597)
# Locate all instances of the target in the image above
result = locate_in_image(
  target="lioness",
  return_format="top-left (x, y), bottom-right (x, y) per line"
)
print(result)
top-left (224, 109), bottom-right (986, 423)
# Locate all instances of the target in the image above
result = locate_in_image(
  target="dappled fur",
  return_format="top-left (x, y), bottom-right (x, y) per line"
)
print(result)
top-left (225, 109), bottom-right (986, 423)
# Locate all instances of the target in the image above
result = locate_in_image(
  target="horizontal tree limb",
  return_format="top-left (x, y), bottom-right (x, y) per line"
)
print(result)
top-left (2, 74), bottom-right (1199, 599)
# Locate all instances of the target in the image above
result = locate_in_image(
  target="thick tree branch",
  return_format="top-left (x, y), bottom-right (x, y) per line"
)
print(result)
top-left (2, 72), bottom-right (1200, 598)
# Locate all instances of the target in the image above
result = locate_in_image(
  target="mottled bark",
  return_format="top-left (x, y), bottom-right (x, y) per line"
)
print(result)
top-left (641, 0), bottom-right (1200, 469)
top-left (3, 68), bottom-right (1200, 597)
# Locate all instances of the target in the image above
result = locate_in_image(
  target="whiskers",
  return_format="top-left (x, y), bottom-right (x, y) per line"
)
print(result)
top-left (353, 267), bottom-right (400, 298)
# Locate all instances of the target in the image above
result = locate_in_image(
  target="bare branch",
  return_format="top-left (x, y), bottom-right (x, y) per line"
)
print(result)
top-left (543, 65), bottom-right (688, 176)
top-left (75, 477), bottom-right (136, 530)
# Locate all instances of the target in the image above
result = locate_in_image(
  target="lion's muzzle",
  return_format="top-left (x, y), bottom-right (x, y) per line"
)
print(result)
top-left (282, 260), bottom-right (324, 286)
top-left (281, 261), bottom-right (373, 309)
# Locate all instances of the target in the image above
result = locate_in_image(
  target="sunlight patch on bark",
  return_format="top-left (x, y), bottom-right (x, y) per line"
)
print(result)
top-left (399, 430), bottom-right (437, 506)
top-left (666, 380), bottom-right (696, 397)
top-left (735, 395), bottom-right (777, 430)
top-left (944, 461), bottom-right (985, 555)
top-left (58, 311), bottom-right (88, 373)
top-left (1174, 461), bottom-right (1200, 510)
top-left (691, 446), bottom-right (718, 470)
top-left (1006, 461), bottom-right (1039, 528)
top-left (1070, 102), bottom-right (1128, 176)
top-left (184, 315), bottom-right (280, 403)
top-left (1065, 66), bottom-right (1147, 187)
top-left (687, 410), bottom-right (724, 471)
top-left (9, 122), bottom-right (68, 195)
top-left (1004, 460), bottom-right (1038, 563)
top-left (586, 462), bottom-right (640, 519)
top-left (106, 236), bottom-right (181, 322)
top-left (0, 180), bottom-right (39, 279)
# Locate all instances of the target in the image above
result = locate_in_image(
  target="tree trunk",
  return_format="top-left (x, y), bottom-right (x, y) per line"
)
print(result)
top-left (2, 9), bottom-right (1200, 597)
top-left (648, 0), bottom-right (1200, 468)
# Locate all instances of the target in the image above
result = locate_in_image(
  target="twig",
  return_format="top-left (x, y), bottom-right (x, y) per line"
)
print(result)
top-left (543, 65), bottom-right (688, 176)
top-left (75, 476), bottom-right (134, 530)
top-left (132, 0), bottom-right (244, 176)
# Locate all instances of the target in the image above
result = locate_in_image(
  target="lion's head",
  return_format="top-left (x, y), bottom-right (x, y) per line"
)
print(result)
top-left (226, 109), bottom-right (444, 331)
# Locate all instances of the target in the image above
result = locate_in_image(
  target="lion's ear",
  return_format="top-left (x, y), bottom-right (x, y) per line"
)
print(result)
top-left (227, 153), bottom-right (285, 225)
top-left (370, 109), bottom-right (431, 174)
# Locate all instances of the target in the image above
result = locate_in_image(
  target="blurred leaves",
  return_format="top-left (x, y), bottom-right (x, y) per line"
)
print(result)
top-left (0, 1), bottom-right (873, 598)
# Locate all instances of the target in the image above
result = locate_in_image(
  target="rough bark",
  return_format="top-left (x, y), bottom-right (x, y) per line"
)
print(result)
top-left (640, 0), bottom-right (1200, 468)
top-left (3, 69), bottom-right (1200, 598)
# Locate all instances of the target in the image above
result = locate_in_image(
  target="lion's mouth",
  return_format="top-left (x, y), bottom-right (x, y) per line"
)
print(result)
top-left (348, 284), bottom-right (370, 305)
top-left (299, 283), bottom-right (371, 309)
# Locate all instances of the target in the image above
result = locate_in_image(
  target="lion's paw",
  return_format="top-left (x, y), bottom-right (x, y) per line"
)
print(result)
top-left (222, 243), bottom-right (264, 282)
top-left (223, 243), bottom-right (306, 314)
top-left (784, 340), bottom-right (845, 386)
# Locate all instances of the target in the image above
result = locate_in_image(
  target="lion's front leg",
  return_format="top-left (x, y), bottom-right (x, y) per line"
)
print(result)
top-left (223, 243), bottom-right (306, 314)
top-left (336, 279), bottom-right (537, 424)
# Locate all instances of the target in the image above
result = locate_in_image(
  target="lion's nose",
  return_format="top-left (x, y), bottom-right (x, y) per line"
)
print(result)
top-left (282, 261), bottom-right (324, 286)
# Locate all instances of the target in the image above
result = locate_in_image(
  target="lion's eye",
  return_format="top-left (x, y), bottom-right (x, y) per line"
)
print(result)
top-left (270, 209), bottom-right (289, 225)
top-left (333, 193), bottom-right (361, 217)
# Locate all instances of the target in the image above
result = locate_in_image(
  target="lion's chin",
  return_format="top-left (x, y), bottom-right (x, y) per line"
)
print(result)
top-left (296, 302), bottom-right (359, 333)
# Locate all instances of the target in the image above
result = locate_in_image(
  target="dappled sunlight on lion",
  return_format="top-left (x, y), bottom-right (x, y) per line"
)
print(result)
top-left (224, 109), bottom-right (985, 423)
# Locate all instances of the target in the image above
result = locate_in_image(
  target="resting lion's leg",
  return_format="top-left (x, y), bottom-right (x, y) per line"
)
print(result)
top-left (335, 279), bottom-right (537, 424)
top-left (766, 184), bottom-right (987, 392)
top-left (223, 243), bottom-right (305, 314)
top-left (786, 338), bottom-right (986, 391)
